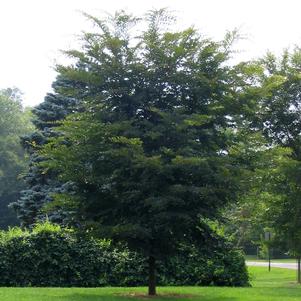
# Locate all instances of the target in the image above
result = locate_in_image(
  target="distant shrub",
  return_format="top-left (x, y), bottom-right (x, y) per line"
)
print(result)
top-left (0, 222), bottom-right (249, 287)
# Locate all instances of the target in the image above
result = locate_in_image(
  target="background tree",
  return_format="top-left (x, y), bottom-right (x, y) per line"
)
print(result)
top-left (219, 52), bottom-right (301, 261)
top-left (41, 10), bottom-right (254, 295)
top-left (10, 85), bottom-right (79, 227)
top-left (0, 88), bottom-right (33, 229)
top-left (217, 61), bottom-right (275, 254)
top-left (223, 140), bottom-right (288, 257)
top-left (253, 49), bottom-right (301, 279)
top-left (223, 132), bottom-right (270, 250)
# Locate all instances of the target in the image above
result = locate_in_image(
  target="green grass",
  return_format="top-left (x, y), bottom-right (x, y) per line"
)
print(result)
top-left (0, 267), bottom-right (301, 301)
top-left (245, 255), bottom-right (296, 263)
top-left (250, 266), bottom-right (298, 287)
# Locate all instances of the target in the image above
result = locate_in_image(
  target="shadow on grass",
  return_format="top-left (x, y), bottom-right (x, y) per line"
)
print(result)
top-left (52, 293), bottom-right (239, 301)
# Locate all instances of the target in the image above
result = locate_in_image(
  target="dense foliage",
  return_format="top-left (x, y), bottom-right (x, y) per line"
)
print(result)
top-left (256, 50), bottom-right (301, 258)
top-left (39, 10), bottom-right (256, 294)
top-left (0, 88), bottom-right (33, 229)
top-left (0, 223), bottom-right (104, 287)
top-left (10, 91), bottom-right (78, 227)
top-left (0, 223), bottom-right (248, 287)
top-left (222, 49), bottom-right (301, 261)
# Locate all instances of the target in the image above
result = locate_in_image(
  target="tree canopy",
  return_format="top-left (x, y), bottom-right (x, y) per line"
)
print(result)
top-left (39, 10), bottom-right (257, 295)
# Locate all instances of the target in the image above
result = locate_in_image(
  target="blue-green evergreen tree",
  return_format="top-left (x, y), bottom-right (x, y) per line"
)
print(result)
top-left (11, 81), bottom-right (79, 227)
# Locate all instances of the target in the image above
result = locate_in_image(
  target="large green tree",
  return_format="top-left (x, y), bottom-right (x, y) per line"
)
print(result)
top-left (41, 10), bottom-right (253, 295)
top-left (0, 88), bottom-right (33, 229)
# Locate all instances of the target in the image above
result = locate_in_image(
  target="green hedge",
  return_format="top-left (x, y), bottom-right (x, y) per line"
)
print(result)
top-left (0, 223), bottom-right (107, 286)
top-left (0, 223), bottom-right (249, 287)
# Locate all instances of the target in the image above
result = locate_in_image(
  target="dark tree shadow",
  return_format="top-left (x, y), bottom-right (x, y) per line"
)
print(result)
top-left (52, 293), bottom-right (240, 301)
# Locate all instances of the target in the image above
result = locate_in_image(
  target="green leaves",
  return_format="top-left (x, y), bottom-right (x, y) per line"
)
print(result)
top-left (183, 114), bottom-right (212, 127)
top-left (29, 12), bottom-right (260, 294)
top-left (0, 89), bottom-right (33, 229)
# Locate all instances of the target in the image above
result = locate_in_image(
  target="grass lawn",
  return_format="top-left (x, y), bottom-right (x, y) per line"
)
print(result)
top-left (245, 255), bottom-right (296, 263)
top-left (0, 267), bottom-right (301, 301)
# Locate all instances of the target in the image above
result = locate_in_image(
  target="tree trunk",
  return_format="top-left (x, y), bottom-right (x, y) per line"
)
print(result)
top-left (297, 256), bottom-right (301, 283)
top-left (268, 246), bottom-right (271, 272)
top-left (148, 255), bottom-right (156, 296)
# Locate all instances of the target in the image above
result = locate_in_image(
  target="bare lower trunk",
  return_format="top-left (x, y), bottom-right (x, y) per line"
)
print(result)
top-left (297, 256), bottom-right (301, 283)
top-left (148, 255), bottom-right (156, 296)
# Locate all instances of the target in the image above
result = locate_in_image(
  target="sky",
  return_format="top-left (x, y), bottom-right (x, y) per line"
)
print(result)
top-left (1, 0), bottom-right (301, 107)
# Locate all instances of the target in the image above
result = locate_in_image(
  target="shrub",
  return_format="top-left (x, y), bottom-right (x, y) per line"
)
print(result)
top-left (0, 223), bottom-right (109, 287)
top-left (157, 231), bottom-right (249, 287)
top-left (0, 222), bottom-right (249, 287)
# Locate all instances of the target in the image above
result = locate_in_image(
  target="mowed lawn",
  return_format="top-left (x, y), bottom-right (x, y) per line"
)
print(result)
top-left (1, 267), bottom-right (301, 301)
top-left (245, 255), bottom-right (297, 263)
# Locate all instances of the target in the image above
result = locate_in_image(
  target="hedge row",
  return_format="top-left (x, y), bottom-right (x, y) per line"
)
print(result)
top-left (0, 223), bottom-right (249, 287)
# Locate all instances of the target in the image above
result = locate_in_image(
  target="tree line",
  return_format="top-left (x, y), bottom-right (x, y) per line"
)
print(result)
top-left (0, 88), bottom-right (33, 228)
